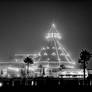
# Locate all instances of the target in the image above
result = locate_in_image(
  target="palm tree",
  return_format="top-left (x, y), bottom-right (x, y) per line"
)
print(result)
top-left (24, 57), bottom-right (33, 77)
top-left (78, 49), bottom-right (92, 85)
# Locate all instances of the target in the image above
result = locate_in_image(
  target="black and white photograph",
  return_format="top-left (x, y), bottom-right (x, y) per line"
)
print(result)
top-left (0, 0), bottom-right (92, 90)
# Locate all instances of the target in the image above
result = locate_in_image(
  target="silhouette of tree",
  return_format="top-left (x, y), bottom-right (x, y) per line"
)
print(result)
top-left (78, 49), bottom-right (92, 85)
top-left (24, 57), bottom-right (33, 77)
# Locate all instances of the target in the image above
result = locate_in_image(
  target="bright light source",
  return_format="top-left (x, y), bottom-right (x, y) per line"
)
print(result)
top-left (54, 33), bottom-right (61, 39)
top-left (46, 33), bottom-right (61, 40)
top-left (45, 24), bottom-right (62, 40)
top-left (0, 82), bottom-right (3, 87)
top-left (65, 65), bottom-right (75, 69)
top-left (51, 52), bottom-right (56, 56)
top-left (41, 47), bottom-right (45, 50)
top-left (35, 81), bottom-right (37, 86)
top-left (61, 71), bottom-right (67, 75)
top-left (7, 67), bottom-right (20, 72)
top-left (44, 52), bottom-right (48, 56)
top-left (52, 24), bottom-right (55, 27)
top-left (31, 81), bottom-right (34, 86)
top-left (16, 74), bottom-right (20, 77)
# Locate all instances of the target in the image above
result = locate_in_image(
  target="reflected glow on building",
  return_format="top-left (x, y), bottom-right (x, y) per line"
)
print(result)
top-left (0, 23), bottom-right (88, 79)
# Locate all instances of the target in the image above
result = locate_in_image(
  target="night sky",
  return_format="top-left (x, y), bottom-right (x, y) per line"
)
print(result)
top-left (0, 1), bottom-right (92, 68)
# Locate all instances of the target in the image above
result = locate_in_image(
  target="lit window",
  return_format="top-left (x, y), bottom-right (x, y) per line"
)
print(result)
top-left (44, 52), bottom-right (48, 56)
top-left (52, 47), bottom-right (55, 49)
top-left (41, 47), bottom-right (45, 50)
top-left (51, 52), bottom-right (56, 56)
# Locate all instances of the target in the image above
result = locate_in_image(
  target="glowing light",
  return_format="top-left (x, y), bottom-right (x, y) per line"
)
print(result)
top-left (60, 71), bottom-right (67, 75)
top-left (16, 74), bottom-right (20, 77)
top-left (54, 33), bottom-right (61, 39)
top-left (57, 41), bottom-right (76, 65)
top-left (0, 82), bottom-right (3, 87)
top-left (58, 58), bottom-right (61, 61)
top-left (35, 81), bottom-right (37, 86)
top-left (46, 46), bottom-right (49, 49)
top-left (58, 81), bottom-right (60, 85)
top-left (52, 47), bottom-right (55, 49)
top-left (38, 23), bottom-right (76, 70)
top-left (52, 23), bottom-right (55, 28)
top-left (59, 69), bottom-right (88, 78)
top-left (29, 65), bottom-right (38, 71)
top-left (31, 81), bottom-right (34, 86)
top-left (51, 52), bottom-right (56, 56)
top-left (62, 76), bottom-right (68, 78)
top-left (70, 61), bottom-right (76, 65)
top-left (7, 66), bottom-right (20, 72)
top-left (65, 65), bottom-right (75, 69)
top-left (58, 47), bottom-right (62, 50)
top-left (44, 52), bottom-right (48, 56)
top-left (46, 33), bottom-right (61, 39)
top-left (45, 24), bottom-right (62, 40)
top-left (41, 47), bottom-right (45, 50)
top-left (7, 74), bottom-right (11, 78)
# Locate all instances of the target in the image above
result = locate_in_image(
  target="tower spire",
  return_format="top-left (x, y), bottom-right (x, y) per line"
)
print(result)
top-left (36, 23), bottom-right (75, 68)
top-left (45, 23), bottom-right (62, 40)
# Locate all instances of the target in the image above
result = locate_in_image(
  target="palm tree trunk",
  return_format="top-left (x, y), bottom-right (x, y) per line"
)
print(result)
top-left (84, 60), bottom-right (85, 86)
top-left (27, 63), bottom-right (29, 77)
top-left (26, 64), bottom-right (29, 78)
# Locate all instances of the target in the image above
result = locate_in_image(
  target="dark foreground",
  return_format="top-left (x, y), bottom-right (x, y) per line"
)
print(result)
top-left (0, 77), bottom-right (92, 89)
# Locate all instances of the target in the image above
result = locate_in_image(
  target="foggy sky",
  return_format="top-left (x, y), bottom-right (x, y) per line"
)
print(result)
top-left (0, 1), bottom-right (92, 68)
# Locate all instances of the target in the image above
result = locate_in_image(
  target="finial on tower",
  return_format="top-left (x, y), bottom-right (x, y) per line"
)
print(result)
top-left (45, 23), bottom-right (62, 40)
top-left (52, 23), bottom-right (55, 28)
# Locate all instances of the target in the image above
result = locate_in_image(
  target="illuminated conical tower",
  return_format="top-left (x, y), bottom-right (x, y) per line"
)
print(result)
top-left (36, 24), bottom-right (76, 68)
